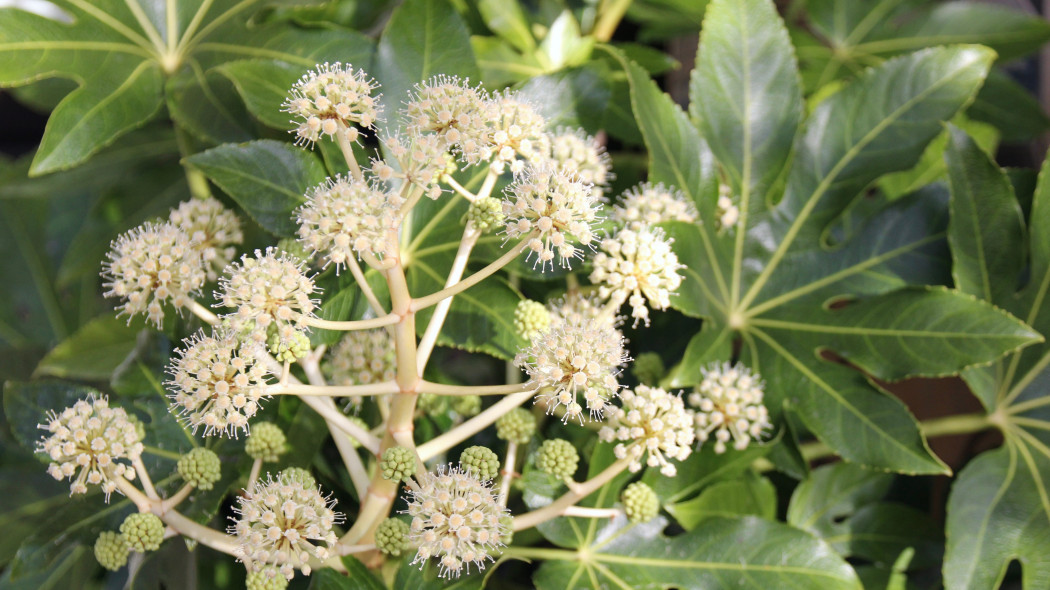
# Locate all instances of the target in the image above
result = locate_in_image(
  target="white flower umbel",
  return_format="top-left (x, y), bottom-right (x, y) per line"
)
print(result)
top-left (487, 93), bottom-right (546, 173)
top-left (590, 226), bottom-right (683, 327)
top-left (102, 221), bottom-right (206, 328)
top-left (169, 197), bottom-right (244, 281)
top-left (405, 464), bottom-right (509, 579)
top-left (167, 328), bottom-right (270, 437)
top-left (283, 62), bottom-right (379, 147)
top-left (537, 129), bottom-right (612, 199)
top-left (218, 248), bottom-right (319, 344)
top-left (404, 75), bottom-right (493, 162)
top-left (373, 133), bottom-right (452, 199)
top-left (37, 395), bottom-right (143, 499)
top-left (231, 472), bottom-right (343, 581)
top-left (716, 183), bottom-right (740, 231)
top-left (610, 182), bottom-right (697, 229)
top-left (297, 176), bottom-right (400, 268)
top-left (688, 362), bottom-right (772, 453)
top-left (599, 385), bottom-right (694, 477)
top-left (324, 329), bottom-right (396, 386)
top-left (516, 308), bottom-right (628, 423)
top-left (502, 164), bottom-right (602, 270)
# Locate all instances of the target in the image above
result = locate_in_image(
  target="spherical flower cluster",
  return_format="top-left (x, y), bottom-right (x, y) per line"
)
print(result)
top-left (94, 531), bottom-right (129, 571)
top-left (590, 226), bottom-right (683, 327)
top-left (535, 439), bottom-right (579, 479)
top-left (177, 447), bottom-right (222, 490)
top-left (168, 197), bottom-right (243, 280)
top-left (279, 467), bottom-right (316, 488)
top-left (495, 408), bottom-right (536, 444)
top-left (513, 299), bottom-right (551, 342)
top-left (599, 385), bottom-right (694, 477)
top-left (231, 473), bottom-right (343, 580)
top-left (452, 395), bottom-right (482, 418)
top-left (538, 129), bottom-right (612, 199)
top-left (375, 518), bottom-right (412, 557)
top-left (268, 329), bottom-right (310, 363)
top-left (610, 183), bottom-right (697, 229)
top-left (102, 221), bottom-right (205, 327)
top-left (487, 94), bottom-right (545, 173)
top-left (37, 395), bottom-right (143, 499)
top-left (688, 362), bottom-right (772, 453)
top-left (373, 133), bottom-right (452, 199)
top-left (121, 512), bottom-right (165, 552)
top-left (467, 196), bottom-right (505, 234)
top-left (218, 248), bottom-right (318, 345)
top-left (167, 328), bottom-right (270, 437)
top-left (283, 62), bottom-right (379, 147)
top-left (380, 446), bottom-right (417, 482)
top-left (517, 310), bottom-right (628, 423)
top-left (632, 352), bottom-right (665, 386)
top-left (405, 464), bottom-right (510, 579)
top-left (502, 164), bottom-right (601, 270)
top-left (246, 422), bottom-right (288, 462)
top-left (246, 567), bottom-right (289, 590)
top-left (621, 482), bottom-right (659, 523)
top-left (459, 445), bottom-right (500, 481)
top-left (297, 176), bottom-right (400, 269)
top-left (404, 75), bottom-right (493, 160)
top-left (324, 329), bottom-right (396, 387)
top-left (716, 183), bottom-right (740, 230)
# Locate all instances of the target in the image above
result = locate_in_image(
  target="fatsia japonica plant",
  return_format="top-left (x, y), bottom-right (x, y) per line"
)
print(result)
top-left (3, 0), bottom-right (1050, 588)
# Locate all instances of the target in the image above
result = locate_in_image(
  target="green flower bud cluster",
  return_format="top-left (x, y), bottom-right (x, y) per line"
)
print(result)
top-left (268, 329), bottom-right (310, 363)
top-left (467, 197), bottom-right (504, 233)
top-left (345, 415), bottom-right (368, 449)
top-left (245, 422), bottom-right (287, 462)
top-left (536, 439), bottom-right (578, 479)
top-left (451, 395), bottom-right (481, 417)
top-left (177, 448), bottom-right (222, 490)
top-left (246, 566), bottom-right (289, 590)
top-left (622, 481), bottom-right (659, 523)
top-left (631, 352), bottom-right (665, 386)
top-left (460, 445), bottom-right (500, 481)
top-left (94, 531), bottom-right (129, 571)
top-left (513, 299), bottom-right (551, 342)
top-left (121, 512), bottom-right (165, 552)
top-left (417, 393), bottom-right (448, 416)
top-left (495, 408), bottom-right (535, 444)
top-left (375, 518), bottom-right (412, 557)
top-left (380, 446), bottom-right (417, 482)
top-left (279, 467), bottom-right (316, 488)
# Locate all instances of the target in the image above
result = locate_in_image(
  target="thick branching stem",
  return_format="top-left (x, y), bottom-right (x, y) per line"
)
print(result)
top-left (512, 456), bottom-right (632, 530)
top-left (410, 240), bottom-right (531, 312)
top-left (304, 313), bottom-right (400, 331)
top-left (417, 390), bottom-right (537, 460)
top-left (268, 381), bottom-right (399, 397)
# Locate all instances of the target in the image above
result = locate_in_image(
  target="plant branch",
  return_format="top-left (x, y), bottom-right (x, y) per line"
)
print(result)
top-left (410, 239), bottom-right (531, 312)
top-left (512, 456), bottom-right (632, 530)
top-left (303, 313), bottom-right (400, 331)
top-left (416, 226), bottom-right (481, 372)
top-left (417, 390), bottom-right (536, 460)
top-left (417, 381), bottom-right (537, 396)
top-left (267, 381), bottom-right (399, 397)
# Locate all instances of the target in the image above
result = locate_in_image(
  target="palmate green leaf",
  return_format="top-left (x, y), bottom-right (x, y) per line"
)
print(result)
top-left (941, 127), bottom-right (1050, 590)
top-left (33, 315), bottom-right (141, 380)
top-left (530, 516), bottom-right (861, 590)
top-left (186, 139), bottom-right (327, 237)
top-left (969, 70), bottom-right (1050, 143)
top-left (665, 471), bottom-right (776, 529)
top-left (624, 4), bottom-right (1030, 474)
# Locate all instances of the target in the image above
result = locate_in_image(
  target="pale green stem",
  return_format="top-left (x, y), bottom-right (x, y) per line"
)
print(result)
top-left (591, 0), bottom-right (633, 41)
top-left (444, 175), bottom-right (478, 201)
top-left (416, 226), bottom-right (481, 373)
top-left (417, 390), bottom-right (537, 461)
top-left (132, 456), bottom-right (160, 500)
top-left (512, 456), bottom-right (632, 530)
top-left (188, 301), bottom-right (219, 325)
top-left (498, 441), bottom-right (518, 507)
top-left (416, 381), bottom-right (537, 396)
top-left (345, 254), bottom-right (387, 316)
top-left (337, 124), bottom-right (364, 182)
top-left (247, 457), bottom-right (263, 488)
top-left (267, 381), bottom-right (399, 397)
top-left (304, 313), bottom-right (400, 331)
top-left (410, 240), bottom-right (531, 312)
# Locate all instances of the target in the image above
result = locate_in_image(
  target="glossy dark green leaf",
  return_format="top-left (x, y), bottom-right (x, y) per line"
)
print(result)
top-left (477, 0), bottom-right (534, 53)
top-left (969, 70), bottom-right (1050, 143)
top-left (186, 139), bottom-right (327, 237)
top-left (643, 441), bottom-right (770, 503)
top-left (666, 321), bottom-right (732, 388)
top-left (33, 315), bottom-right (142, 380)
top-left (666, 471), bottom-right (775, 529)
top-left (393, 553), bottom-right (484, 589)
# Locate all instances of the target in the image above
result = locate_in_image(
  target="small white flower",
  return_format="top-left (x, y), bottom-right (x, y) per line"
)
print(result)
top-left (486, 93), bottom-right (546, 173)
top-left (516, 304), bottom-right (628, 423)
top-left (283, 62), bottom-right (380, 147)
top-left (599, 385), bottom-right (694, 477)
top-left (688, 362), bottom-right (772, 453)
top-left (102, 221), bottom-right (206, 327)
top-left (36, 395), bottom-right (143, 500)
top-left (403, 75), bottom-right (493, 162)
top-left (611, 182), bottom-right (697, 229)
top-left (374, 133), bottom-right (452, 199)
top-left (169, 197), bottom-right (244, 281)
top-left (297, 176), bottom-right (400, 268)
top-left (501, 164), bottom-right (602, 270)
top-left (715, 183), bottom-right (739, 231)
top-left (167, 327), bottom-right (270, 437)
top-left (231, 472), bottom-right (343, 581)
top-left (405, 464), bottom-right (509, 579)
top-left (217, 248), bottom-right (319, 344)
top-left (536, 129), bottom-right (612, 199)
top-left (590, 226), bottom-right (683, 327)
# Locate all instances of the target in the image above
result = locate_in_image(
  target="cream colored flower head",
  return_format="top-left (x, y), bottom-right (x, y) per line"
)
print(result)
top-left (231, 472), bottom-right (343, 581)
top-left (590, 226), bottom-right (683, 327)
top-left (688, 362), bottom-right (772, 453)
top-left (373, 132), bottom-right (452, 199)
top-left (502, 164), bottom-right (602, 270)
top-left (297, 175), bottom-right (400, 268)
top-left (405, 464), bottom-right (510, 579)
top-left (715, 183), bottom-right (739, 231)
top-left (37, 395), bottom-right (143, 500)
top-left (283, 62), bottom-right (380, 147)
top-left (611, 182), bottom-right (697, 229)
top-left (403, 75), bottom-right (492, 161)
top-left (169, 197), bottom-right (244, 281)
top-left (167, 327), bottom-right (270, 437)
top-left (599, 385), bottom-right (694, 477)
top-left (485, 93), bottom-right (546, 173)
top-left (102, 221), bottom-right (206, 328)
top-left (536, 129), bottom-right (612, 199)
top-left (324, 329), bottom-right (397, 386)
top-left (217, 248), bottom-right (318, 345)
